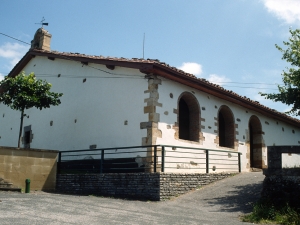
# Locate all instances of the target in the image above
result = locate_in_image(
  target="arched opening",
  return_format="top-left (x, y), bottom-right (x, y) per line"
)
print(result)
top-left (179, 98), bottom-right (190, 140)
top-left (178, 92), bottom-right (200, 142)
top-left (218, 106), bottom-right (234, 148)
top-left (249, 115), bottom-right (263, 169)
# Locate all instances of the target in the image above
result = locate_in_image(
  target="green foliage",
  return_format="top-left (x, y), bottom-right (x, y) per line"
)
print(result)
top-left (0, 71), bottom-right (63, 147)
top-left (242, 199), bottom-right (300, 225)
top-left (260, 29), bottom-right (300, 116)
top-left (0, 71), bottom-right (62, 111)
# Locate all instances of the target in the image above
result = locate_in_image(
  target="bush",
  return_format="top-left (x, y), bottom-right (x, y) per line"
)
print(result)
top-left (242, 198), bottom-right (300, 225)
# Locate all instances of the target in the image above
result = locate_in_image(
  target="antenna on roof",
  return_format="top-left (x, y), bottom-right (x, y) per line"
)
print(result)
top-left (35, 17), bottom-right (48, 28)
top-left (143, 33), bottom-right (145, 59)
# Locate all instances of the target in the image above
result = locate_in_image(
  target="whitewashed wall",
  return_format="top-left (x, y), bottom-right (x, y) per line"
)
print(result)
top-left (282, 153), bottom-right (300, 168)
top-left (156, 78), bottom-right (300, 172)
top-left (0, 56), bottom-right (148, 151)
top-left (1, 56), bottom-right (300, 172)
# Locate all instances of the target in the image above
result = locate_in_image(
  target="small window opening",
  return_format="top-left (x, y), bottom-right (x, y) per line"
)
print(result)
top-left (24, 131), bottom-right (30, 144)
top-left (23, 125), bottom-right (32, 148)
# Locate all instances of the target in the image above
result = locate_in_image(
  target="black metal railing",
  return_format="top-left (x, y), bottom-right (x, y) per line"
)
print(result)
top-left (57, 145), bottom-right (242, 174)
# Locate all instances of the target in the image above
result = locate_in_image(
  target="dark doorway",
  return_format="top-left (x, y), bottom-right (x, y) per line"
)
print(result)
top-left (218, 106), bottom-right (234, 148)
top-left (249, 124), bottom-right (254, 167)
top-left (249, 116), bottom-right (263, 169)
top-left (178, 92), bottom-right (200, 142)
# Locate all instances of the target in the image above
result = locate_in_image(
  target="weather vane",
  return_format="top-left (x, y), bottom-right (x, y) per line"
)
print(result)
top-left (35, 17), bottom-right (48, 28)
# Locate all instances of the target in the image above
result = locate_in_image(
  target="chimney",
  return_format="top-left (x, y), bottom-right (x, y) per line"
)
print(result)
top-left (30, 28), bottom-right (52, 51)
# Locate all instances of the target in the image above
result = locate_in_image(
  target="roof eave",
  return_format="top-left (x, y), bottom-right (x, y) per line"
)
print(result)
top-left (8, 51), bottom-right (35, 78)
top-left (7, 49), bottom-right (300, 128)
top-left (149, 64), bottom-right (300, 128)
top-left (28, 50), bottom-right (154, 71)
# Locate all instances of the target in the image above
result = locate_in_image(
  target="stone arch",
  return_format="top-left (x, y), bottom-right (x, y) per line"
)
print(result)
top-left (177, 92), bottom-right (200, 142)
top-left (218, 105), bottom-right (235, 148)
top-left (248, 115), bottom-right (263, 169)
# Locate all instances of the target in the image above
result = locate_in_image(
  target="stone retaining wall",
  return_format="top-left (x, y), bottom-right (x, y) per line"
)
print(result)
top-left (56, 173), bottom-right (233, 200)
top-left (262, 174), bottom-right (300, 207)
top-left (0, 146), bottom-right (58, 191)
top-left (262, 146), bottom-right (300, 207)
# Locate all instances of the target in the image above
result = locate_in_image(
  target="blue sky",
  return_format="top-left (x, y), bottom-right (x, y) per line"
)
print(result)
top-left (1, 0), bottom-right (300, 117)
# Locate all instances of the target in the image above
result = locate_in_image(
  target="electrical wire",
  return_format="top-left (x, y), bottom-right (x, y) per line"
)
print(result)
top-left (0, 71), bottom-right (284, 89)
top-left (0, 32), bottom-right (288, 90)
top-left (213, 81), bottom-right (281, 85)
top-left (0, 32), bottom-right (30, 45)
top-left (0, 32), bottom-right (132, 77)
top-left (1, 69), bottom-right (286, 87)
top-left (221, 85), bottom-right (279, 90)
top-left (0, 70), bottom-right (285, 85)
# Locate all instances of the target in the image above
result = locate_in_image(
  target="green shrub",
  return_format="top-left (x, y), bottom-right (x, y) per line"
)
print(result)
top-left (242, 199), bottom-right (300, 225)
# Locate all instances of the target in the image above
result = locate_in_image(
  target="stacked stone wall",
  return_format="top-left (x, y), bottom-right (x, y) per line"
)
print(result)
top-left (159, 173), bottom-right (232, 200)
top-left (56, 172), bottom-right (233, 201)
top-left (262, 174), bottom-right (300, 207)
top-left (262, 146), bottom-right (300, 207)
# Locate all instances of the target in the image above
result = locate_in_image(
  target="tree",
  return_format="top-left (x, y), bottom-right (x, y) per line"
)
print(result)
top-left (260, 29), bottom-right (300, 116)
top-left (0, 72), bottom-right (63, 148)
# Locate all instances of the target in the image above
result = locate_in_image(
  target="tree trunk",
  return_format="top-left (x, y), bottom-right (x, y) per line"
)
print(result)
top-left (18, 109), bottom-right (24, 148)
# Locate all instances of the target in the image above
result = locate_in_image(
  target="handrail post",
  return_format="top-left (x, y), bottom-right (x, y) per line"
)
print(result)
top-left (57, 152), bottom-right (62, 174)
top-left (153, 146), bottom-right (157, 173)
top-left (161, 146), bottom-right (165, 172)
top-left (100, 149), bottom-right (104, 174)
top-left (206, 150), bottom-right (209, 173)
top-left (238, 153), bottom-right (241, 173)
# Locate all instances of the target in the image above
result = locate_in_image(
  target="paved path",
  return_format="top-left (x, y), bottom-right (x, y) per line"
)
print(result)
top-left (0, 172), bottom-right (264, 225)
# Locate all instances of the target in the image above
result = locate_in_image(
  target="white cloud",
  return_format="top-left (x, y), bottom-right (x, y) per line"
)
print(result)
top-left (242, 81), bottom-right (271, 100)
top-left (262, 0), bottom-right (300, 24)
top-left (178, 62), bottom-right (203, 77)
top-left (0, 73), bottom-right (4, 81)
top-left (283, 106), bottom-right (293, 113)
top-left (207, 74), bottom-right (231, 86)
top-left (253, 92), bottom-right (269, 102)
top-left (0, 42), bottom-right (28, 69)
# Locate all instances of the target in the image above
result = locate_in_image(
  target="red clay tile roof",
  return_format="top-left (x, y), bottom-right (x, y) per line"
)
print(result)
top-left (8, 48), bottom-right (300, 127)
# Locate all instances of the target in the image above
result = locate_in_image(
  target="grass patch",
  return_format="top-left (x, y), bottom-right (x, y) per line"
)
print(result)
top-left (242, 199), bottom-right (300, 225)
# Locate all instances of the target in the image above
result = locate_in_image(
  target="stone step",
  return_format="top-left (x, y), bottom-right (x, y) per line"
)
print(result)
top-left (0, 178), bottom-right (21, 192)
top-left (251, 167), bottom-right (263, 172)
top-left (0, 183), bottom-right (13, 188)
top-left (0, 187), bottom-right (22, 192)
top-left (0, 180), bottom-right (10, 184)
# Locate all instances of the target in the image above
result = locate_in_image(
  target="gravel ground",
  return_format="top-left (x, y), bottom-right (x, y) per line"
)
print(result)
top-left (0, 172), bottom-right (264, 225)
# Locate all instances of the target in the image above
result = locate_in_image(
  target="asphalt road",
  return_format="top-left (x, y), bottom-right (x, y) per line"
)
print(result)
top-left (0, 172), bottom-right (264, 225)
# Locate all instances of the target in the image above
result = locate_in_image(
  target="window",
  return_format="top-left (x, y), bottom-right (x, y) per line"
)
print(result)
top-left (23, 125), bottom-right (32, 148)
top-left (24, 131), bottom-right (30, 145)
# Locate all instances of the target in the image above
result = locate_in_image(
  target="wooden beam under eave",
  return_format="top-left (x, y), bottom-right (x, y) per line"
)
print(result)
top-left (48, 57), bottom-right (55, 61)
top-left (106, 65), bottom-right (115, 70)
top-left (139, 65), bottom-right (155, 74)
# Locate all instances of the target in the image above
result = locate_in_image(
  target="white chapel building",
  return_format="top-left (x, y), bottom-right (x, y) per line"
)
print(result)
top-left (1, 28), bottom-right (300, 172)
